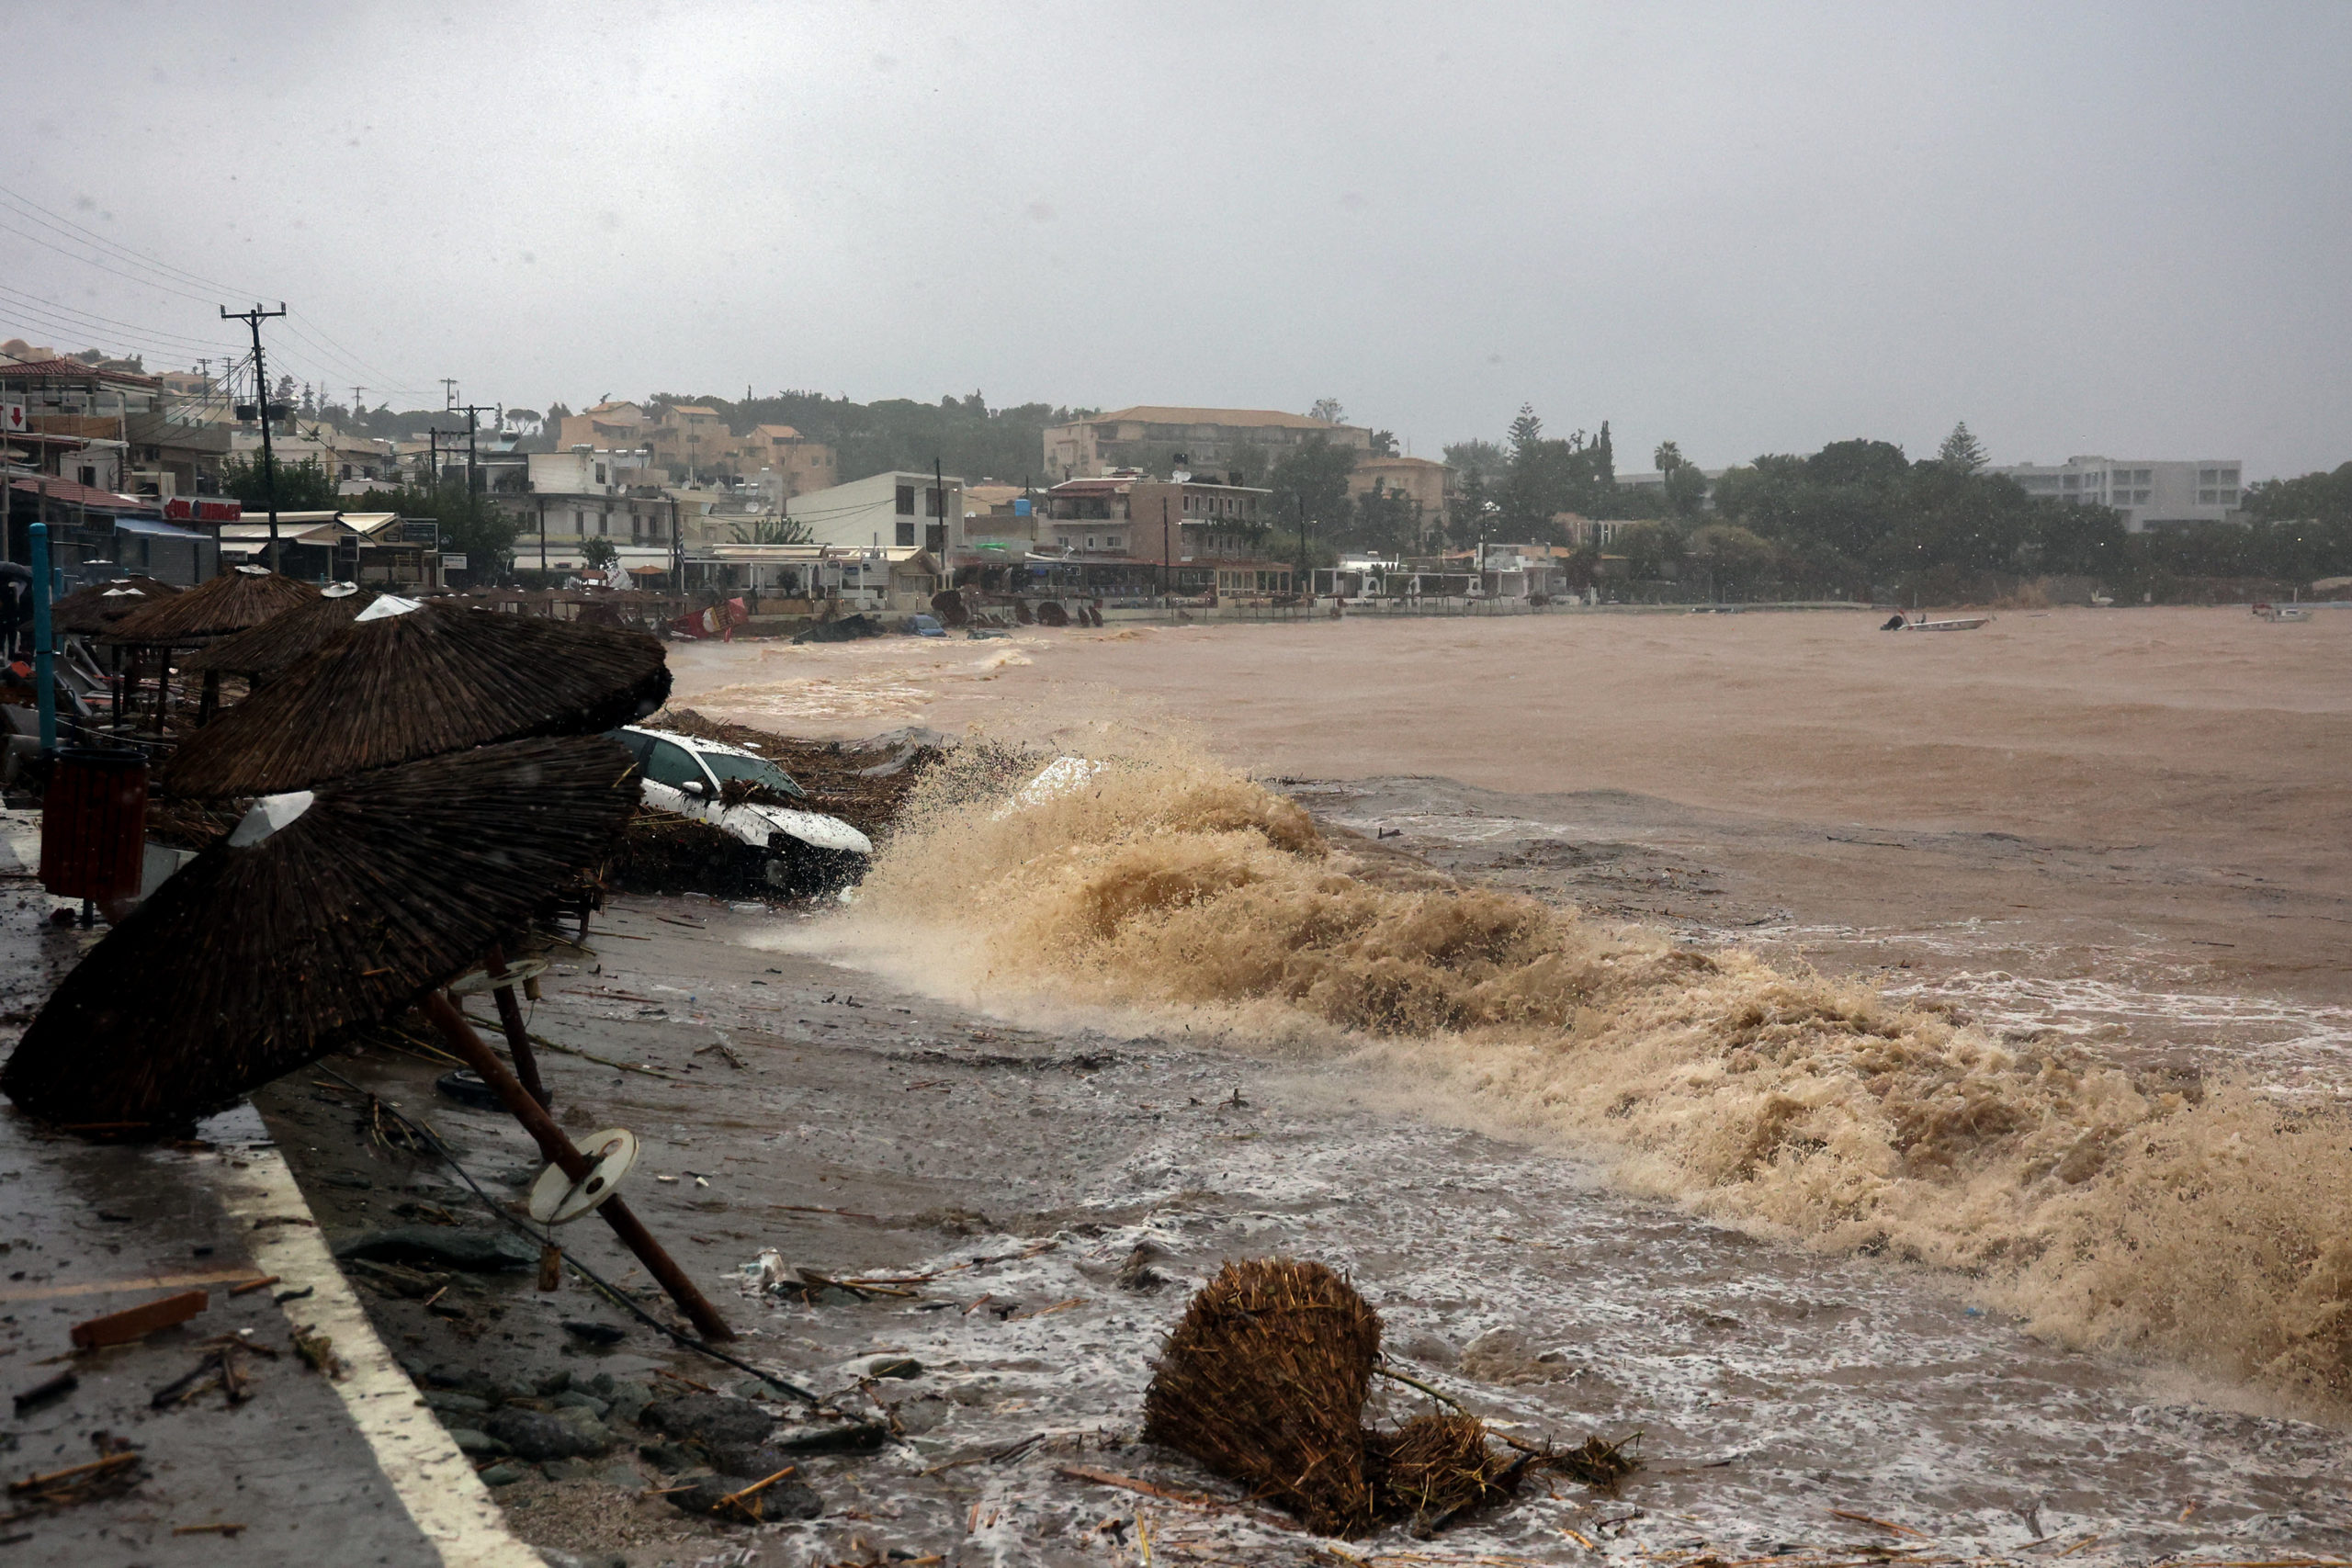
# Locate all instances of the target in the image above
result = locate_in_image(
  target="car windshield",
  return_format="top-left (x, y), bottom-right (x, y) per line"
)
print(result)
top-left (696, 750), bottom-right (806, 797)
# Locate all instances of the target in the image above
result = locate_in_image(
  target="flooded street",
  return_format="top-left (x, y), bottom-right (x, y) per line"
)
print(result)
top-left (541, 604), bottom-right (2352, 1562)
top-left (266, 898), bottom-right (2352, 1565)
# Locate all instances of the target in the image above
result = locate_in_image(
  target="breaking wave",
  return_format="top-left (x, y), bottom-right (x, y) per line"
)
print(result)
top-left (801, 737), bottom-right (2352, 1415)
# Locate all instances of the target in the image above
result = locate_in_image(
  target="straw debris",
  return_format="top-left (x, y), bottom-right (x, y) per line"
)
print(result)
top-left (1144, 1259), bottom-right (1629, 1538)
top-left (1144, 1258), bottom-right (1384, 1535)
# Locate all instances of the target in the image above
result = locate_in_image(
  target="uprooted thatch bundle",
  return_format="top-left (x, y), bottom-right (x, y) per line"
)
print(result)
top-left (161, 601), bottom-right (670, 797)
top-left (101, 566), bottom-right (317, 645)
top-left (2, 734), bottom-right (638, 1131)
top-left (1143, 1259), bottom-right (1385, 1535)
top-left (1146, 1260), bottom-right (1626, 1537)
top-left (1363, 1414), bottom-right (1521, 1530)
top-left (181, 584), bottom-right (380, 677)
top-left (49, 576), bottom-right (182, 637)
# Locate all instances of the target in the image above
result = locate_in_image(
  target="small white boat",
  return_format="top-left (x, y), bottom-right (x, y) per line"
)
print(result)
top-left (1882, 613), bottom-right (1991, 631)
top-left (2251, 603), bottom-right (2311, 622)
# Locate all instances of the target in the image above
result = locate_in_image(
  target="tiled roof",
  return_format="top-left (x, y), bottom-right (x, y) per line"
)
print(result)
top-left (0, 356), bottom-right (162, 389)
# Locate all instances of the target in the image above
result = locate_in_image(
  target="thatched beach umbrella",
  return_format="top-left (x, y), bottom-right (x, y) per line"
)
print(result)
top-left (162, 599), bottom-right (671, 797)
top-left (181, 582), bottom-right (379, 680)
top-left (98, 566), bottom-right (319, 730)
top-left (101, 565), bottom-right (317, 647)
top-left (2, 733), bottom-right (637, 1129)
top-left (50, 576), bottom-right (182, 637)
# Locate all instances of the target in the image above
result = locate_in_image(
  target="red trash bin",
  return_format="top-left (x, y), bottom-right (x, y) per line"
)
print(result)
top-left (40, 748), bottom-right (149, 906)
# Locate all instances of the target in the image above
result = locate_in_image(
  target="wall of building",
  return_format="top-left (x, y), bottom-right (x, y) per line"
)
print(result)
top-left (1994, 457), bottom-right (2243, 532)
top-left (786, 470), bottom-right (967, 554)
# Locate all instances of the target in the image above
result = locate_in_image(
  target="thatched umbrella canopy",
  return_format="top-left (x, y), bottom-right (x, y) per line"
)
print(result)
top-left (181, 582), bottom-right (379, 678)
top-left (102, 565), bottom-right (318, 647)
top-left (161, 600), bottom-right (670, 797)
top-left (51, 576), bottom-right (182, 637)
top-left (3, 734), bottom-right (638, 1130)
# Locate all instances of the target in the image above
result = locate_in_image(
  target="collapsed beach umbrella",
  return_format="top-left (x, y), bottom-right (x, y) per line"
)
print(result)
top-left (49, 576), bottom-right (182, 637)
top-left (2, 733), bottom-right (637, 1129)
top-left (1145, 1258), bottom-right (1385, 1535)
top-left (181, 581), bottom-right (380, 679)
top-left (100, 565), bottom-right (316, 646)
top-left (161, 598), bottom-right (671, 797)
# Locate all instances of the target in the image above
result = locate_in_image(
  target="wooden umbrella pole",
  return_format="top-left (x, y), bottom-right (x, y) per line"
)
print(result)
top-left (482, 944), bottom-right (550, 1111)
top-left (417, 991), bottom-right (734, 1341)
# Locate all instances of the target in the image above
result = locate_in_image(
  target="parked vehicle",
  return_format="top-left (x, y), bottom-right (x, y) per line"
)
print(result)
top-left (610, 726), bottom-right (872, 893)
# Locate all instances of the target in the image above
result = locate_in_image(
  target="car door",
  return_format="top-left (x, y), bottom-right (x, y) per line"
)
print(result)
top-left (639, 738), bottom-right (718, 821)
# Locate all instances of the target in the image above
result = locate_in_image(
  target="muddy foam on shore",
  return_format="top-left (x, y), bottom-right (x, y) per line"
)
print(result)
top-left (760, 734), bottom-right (2352, 1421)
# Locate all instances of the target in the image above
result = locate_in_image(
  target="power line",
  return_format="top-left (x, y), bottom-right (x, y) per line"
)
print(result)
top-left (0, 282), bottom-right (243, 357)
top-left (0, 181), bottom-right (259, 299)
top-left (0, 216), bottom-right (225, 307)
top-left (0, 183), bottom-right (433, 400)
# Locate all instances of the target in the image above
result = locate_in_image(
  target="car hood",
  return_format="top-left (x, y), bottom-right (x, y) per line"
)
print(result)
top-left (720, 801), bottom-right (873, 855)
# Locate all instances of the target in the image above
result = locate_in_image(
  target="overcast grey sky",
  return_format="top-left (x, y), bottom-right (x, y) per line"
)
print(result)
top-left (7, 1), bottom-right (2348, 477)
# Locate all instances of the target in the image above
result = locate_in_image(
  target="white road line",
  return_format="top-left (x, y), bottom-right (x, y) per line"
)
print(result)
top-left (218, 1146), bottom-right (544, 1568)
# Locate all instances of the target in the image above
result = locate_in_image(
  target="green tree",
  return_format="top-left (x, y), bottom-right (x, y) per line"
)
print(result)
top-left (1368, 429), bottom-right (1399, 456)
top-left (361, 479), bottom-right (519, 573)
top-left (1442, 439), bottom-right (1508, 486)
top-left (1263, 435), bottom-right (1357, 541)
top-left (221, 454), bottom-right (342, 510)
top-left (1345, 481), bottom-right (1423, 554)
top-left (1939, 421), bottom-right (1988, 473)
top-left (579, 536), bottom-right (618, 570)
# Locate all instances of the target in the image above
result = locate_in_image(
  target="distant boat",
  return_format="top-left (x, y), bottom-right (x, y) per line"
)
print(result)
top-left (1881, 613), bottom-right (1991, 632)
top-left (2251, 603), bottom-right (2311, 622)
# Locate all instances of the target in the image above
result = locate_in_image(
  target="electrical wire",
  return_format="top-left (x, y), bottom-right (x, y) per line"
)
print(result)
top-left (311, 1060), bottom-right (820, 1404)
top-left (0, 183), bottom-right (432, 400)
top-left (0, 180), bottom-right (260, 299)
top-left (0, 282), bottom-right (243, 357)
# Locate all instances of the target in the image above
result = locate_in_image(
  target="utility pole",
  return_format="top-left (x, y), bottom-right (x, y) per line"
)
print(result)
top-left (450, 403), bottom-right (494, 497)
top-left (441, 378), bottom-right (459, 412)
top-left (1296, 496), bottom-right (1309, 608)
top-left (932, 457), bottom-right (948, 585)
top-left (1161, 497), bottom-right (1170, 611)
top-left (220, 303), bottom-right (288, 573)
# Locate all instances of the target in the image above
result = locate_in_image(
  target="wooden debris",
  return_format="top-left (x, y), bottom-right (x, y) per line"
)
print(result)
top-left (3, 1450), bottom-right (144, 1521)
top-left (1831, 1508), bottom-right (1927, 1538)
top-left (1057, 1464), bottom-right (1303, 1533)
top-left (11, 1372), bottom-right (76, 1414)
top-left (70, 1289), bottom-right (208, 1349)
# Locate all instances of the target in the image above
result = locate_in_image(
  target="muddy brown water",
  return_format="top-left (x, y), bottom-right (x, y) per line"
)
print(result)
top-left (122, 606), bottom-right (2352, 1562)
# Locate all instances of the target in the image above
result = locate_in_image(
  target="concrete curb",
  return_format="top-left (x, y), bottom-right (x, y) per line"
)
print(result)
top-left (219, 1145), bottom-right (543, 1568)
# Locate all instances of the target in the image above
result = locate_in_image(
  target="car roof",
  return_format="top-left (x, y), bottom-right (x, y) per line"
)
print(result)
top-left (620, 725), bottom-right (773, 763)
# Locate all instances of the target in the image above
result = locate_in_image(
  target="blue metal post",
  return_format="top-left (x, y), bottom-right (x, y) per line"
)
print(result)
top-left (28, 522), bottom-right (56, 756)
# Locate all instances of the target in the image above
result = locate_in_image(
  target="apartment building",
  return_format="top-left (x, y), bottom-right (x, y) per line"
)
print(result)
top-left (1043, 405), bottom-right (1371, 480)
top-left (785, 469), bottom-right (967, 556)
top-left (1993, 456), bottom-right (2244, 532)
top-left (555, 400), bottom-right (652, 452)
top-left (739, 423), bottom-right (835, 498)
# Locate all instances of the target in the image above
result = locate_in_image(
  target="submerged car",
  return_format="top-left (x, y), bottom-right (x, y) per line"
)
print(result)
top-left (611, 726), bottom-right (872, 892)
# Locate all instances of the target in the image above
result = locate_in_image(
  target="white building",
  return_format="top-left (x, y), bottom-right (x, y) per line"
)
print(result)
top-left (528, 447), bottom-right (652, 495)
top-left (1994, 456), bottom-right (2244, 533)
top-left (785, 469), bottom-right (967, 555)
